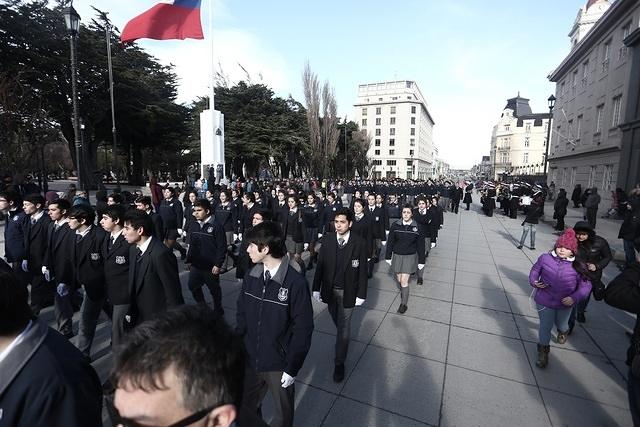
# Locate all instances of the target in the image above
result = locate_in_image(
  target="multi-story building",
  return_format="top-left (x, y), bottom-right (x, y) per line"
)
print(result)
top-left (547, 0), bottom-right (639, 200)
top-left (489, 95), bottom-right (552, 181)
top-left (353, 80), bottom-right (436, 180)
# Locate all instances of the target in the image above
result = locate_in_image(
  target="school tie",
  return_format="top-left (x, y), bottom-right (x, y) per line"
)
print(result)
top-left (31, 217), bottom-right (36, 225)
top-left (338, 237), bottom-right (345, 248)
top-left (108, 236), bottom-right (114, 251)
top-left (136, 248), bottom-right (143, 263)
top-left (264, 270), bottom-right (271, 283)
top-left (76, 233), bottom-right (82, 242)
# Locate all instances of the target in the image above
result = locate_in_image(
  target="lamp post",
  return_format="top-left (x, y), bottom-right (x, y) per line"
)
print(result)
top-left (64, 5), bottom-right (82, 190)
top-left (344, 116), bottom-right (348, 178)
top-left (543, 94), bottom-right (556, 182)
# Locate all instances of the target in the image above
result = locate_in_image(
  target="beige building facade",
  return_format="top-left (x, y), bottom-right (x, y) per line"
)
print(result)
top-left (547, 0), bottom-right (639, 201)
top-left (353, 80), bottom-right (436, 179)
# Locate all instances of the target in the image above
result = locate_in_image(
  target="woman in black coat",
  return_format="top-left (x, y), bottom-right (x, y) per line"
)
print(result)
top-left (350, 199), bottom-right (375, 278)
top-left (553, 188), bottom-right (569, 231)
top-left (463, 187), bottom-right (473, 210)
top-left (571, 184), bottom-right (582, 208)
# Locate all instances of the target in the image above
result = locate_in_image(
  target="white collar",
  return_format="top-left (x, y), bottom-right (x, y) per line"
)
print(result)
top-left (198, 216), bottom-right (212, 225)
top-left (551, 249), bottom-right (575, 262)
top-left (31, 211), bottom-right (44, 222)
top-left (137, 236), bottom-right (153, 255)
top-left (336, 231), bottom-right (350, 245)
top-left (264, 259), bottom-right (283, 281)
top-left (76, 225), bottom-right (92, 238)
top-left (110, 228), bottom-right (124, 240)
top-left (55, 218), bottom-right (69, 226)
top-left (0, 320), bottom-right (32, 365)
top-left (402, 220), bottom-right (412, 225)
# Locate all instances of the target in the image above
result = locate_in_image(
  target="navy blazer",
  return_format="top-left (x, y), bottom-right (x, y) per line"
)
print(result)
top-left (102, 232), bottom-right (132, 305)
top-left (74, 227), bottom-right (107, 300)
top-left (3, 208), bottom-right (28, 263)
top-left (24, 212), bottom-right (51, 274)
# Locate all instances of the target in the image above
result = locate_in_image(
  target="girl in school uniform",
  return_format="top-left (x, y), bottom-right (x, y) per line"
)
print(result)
top-left (350, 199), bottom-right (375, 278)
top-left (282, 195), bottom-right (306, 273)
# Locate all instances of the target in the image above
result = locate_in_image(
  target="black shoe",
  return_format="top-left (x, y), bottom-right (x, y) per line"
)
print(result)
top-left (397, 304), bottom-right (407, 314)
top-left (577, 312), bottom-right (586, 323)
top-left (517, 245), bottom-right (523, 249)
top-left (417, 278), bottom-right (423, 286)
top-left (530, 247), bottom-right (535, 250)
top-left (333, 364), bottom-right (345, 383)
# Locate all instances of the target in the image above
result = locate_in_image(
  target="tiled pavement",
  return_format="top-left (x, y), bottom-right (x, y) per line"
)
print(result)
top-left (11, 200), bottom-right (637, 426)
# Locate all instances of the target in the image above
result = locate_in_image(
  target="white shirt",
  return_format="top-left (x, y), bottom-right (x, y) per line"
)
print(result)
top-left (30, 210), bottom-right (44, 223)
top-left (55, 218), bottom-right (69, 227)
top-left (0, 320), bottom-right (33, 365)
top-left (264, 259), bottom-right (283, 282)
top-left (402, 220), bottom-right (412, 226)
top-left (198, 216), bottom-right (212, 226)
top-left (336, 231), bottom-right (350, 246)
top-left (110, 228), bottom-right (124, 241)
top-left (137, 236), bottom-right (153, 255)
top-left (76, 225), bottom-right (92, 239)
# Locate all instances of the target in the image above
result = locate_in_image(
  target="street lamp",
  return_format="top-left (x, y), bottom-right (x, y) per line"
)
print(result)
top-left (64, 4), bottom-right (82, 190)
top-left (543, 94), bottom-right (556, 181)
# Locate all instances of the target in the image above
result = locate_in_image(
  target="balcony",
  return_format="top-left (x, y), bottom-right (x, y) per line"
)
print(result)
top-left (494, 161), bottom-right (511, 167)
top-left (497, 145), bottom-right (510, 151)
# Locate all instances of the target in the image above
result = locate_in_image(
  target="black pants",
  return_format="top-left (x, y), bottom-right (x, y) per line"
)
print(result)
top-left (555, 215), bottom-right (565, 230)
top-left (465, 202), bottom-right (470, 210)
top-left (188, 267), bottom-right (223, 312)
top-left (586, 207), bottom-right (598, 230)
top-left (242, 367), bottom-right (295, 427)
top-left (54, 290), bottom-right (74, 336)
top-left (569, 291), bottom-right (592, 330)
top-left (29, 273), bottom-right (53, 315)
top-left (452, 200), bottom-right (460, 213)
top-left (327, 288), bottom-right (354, 365)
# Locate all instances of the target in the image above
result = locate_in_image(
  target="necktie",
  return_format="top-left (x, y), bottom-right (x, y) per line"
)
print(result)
top-left (264, 270), bottom-right (271, 282)
top-left (338, 237), bottom-right (345, 248)
top-left (136, 248), bottom-right (143, 263)
top-left (108, 236), bottom-right (114, 251)
top-left (76, 233), bottom-right (82, 242)
top-left (31, 217), bottom-right (36, 225)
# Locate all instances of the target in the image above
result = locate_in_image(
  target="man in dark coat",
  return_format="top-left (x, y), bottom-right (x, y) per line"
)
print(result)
top-left (619, 188), bottom-right (640, 267)
top-left (312, 208), bottom-right (368, 383)
top-left (22, 193), bottom-right (52, 314)
top-left (0, 265), bottom-right (103, 426)
top-left (0, 190), bottom-right (28, 272)
top-left (123, 210), bottom-right (184, 328)
top-left (134, 196), bottom-right (164, 240)
top-left (553, 189), bottom-right (569, 231)
top-left (571, 184), bottom-right (582, 208)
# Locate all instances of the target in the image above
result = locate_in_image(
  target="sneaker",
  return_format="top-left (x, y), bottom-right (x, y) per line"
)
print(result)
top-left (556, 330), bottom-right (568, 345)
top-left (530, 247), bottom-right (536, 250)
top-left (577, 312), bottom-right (586, 323)
top-left (397, 304), bottom-right (408, 314)
top-left (417, 278), bottom-right (423, 286)
top-left (333, 364), bottom-right (345, 383)
top-left (517, 245), bottom-right (523, 249)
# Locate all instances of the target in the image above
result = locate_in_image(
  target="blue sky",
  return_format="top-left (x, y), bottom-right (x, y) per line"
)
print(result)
top-left (75, 0), bottom-right (589, 169)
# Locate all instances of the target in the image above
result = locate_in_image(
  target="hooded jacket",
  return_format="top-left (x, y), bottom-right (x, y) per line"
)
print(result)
top-left (529, 251), bottom-right (592, 309)
top-left (573, 221), bottom-right (612, 282)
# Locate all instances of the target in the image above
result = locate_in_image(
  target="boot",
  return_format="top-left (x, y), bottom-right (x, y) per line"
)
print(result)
top-left (556, 329), bottom-right (569, 344)
top-left (536, 344), bottom-right (550, 368)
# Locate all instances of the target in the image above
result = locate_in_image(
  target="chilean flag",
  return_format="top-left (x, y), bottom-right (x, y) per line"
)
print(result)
top-left (121, 0), bottom-right (204, 43)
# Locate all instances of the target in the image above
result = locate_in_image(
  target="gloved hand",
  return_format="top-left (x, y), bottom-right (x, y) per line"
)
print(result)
top-left (42, 267), bottom-right (51, 282)
top-left (177, 229), bottom-right (184, 237)
top-left (238, 233), bottom-right (242, 241)
top-left (56, 283), bottom-right (69, 297)
top-left (385, 230), bottom-right (389, 236)
top-left (418, 264), bottom-right (425, 270)
top-left (280, 372), bottom-right (295, 388)
top-left (355, 297), bottom-right (365, 306)
top-left (385, 259), bottom-right (392, 266)
top-left (303, 243), bottom-right (309, 251)
top-left (381, 240), bottom-right (386, 246)
top-left (317, 233), bottom-right (322, 239)
top-left (21, 260), bottom-right (28, 272)
top-left (233, 233), bottom-right (238, 241)
top-left (312, 291), bottom-right (322, 303)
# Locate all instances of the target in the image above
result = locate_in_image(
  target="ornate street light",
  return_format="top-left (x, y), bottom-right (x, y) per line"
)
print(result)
top-left (543, 94), bottom-right (556, 180)
top-left (64, 4), bottom-right (82, 190)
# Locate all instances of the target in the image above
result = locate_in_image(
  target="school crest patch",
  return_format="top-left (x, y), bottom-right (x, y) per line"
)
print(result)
top-left (277, 287), bottom-right (289, 302)
top-left (352, 259), bottom-right (359, 268)
top-left (413, 227), bottom-right (418, 232)
top-left (90, 252), bottom-right (100, 261)
top-left (12, 215), bottom-right (19, 221)
top-left (115, 256), bottom-right (126, 265)
top-left (207, 226), bottom-right (213, 233)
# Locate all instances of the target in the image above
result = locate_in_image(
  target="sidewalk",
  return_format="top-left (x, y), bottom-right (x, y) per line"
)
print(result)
top-left (3, 199), bottom-right (635, 426)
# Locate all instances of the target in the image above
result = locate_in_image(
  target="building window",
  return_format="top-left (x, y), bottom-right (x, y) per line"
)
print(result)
top-left (378, 97), bottom-right (383, 101)
top-left (525, 123), bottom-right (531, 133)
top-left (567, 119), bottom-right (574, 144)
top-left (523, 152), bottom-right (529, 163)
top-left (410, 138), bottom-right (415, 146)
top-left (524, 137), bottom-right (530, 147)
top-left (576, 115), bottom-right (582, 141)
top-left (387, 160), bottom-right (396, 166)
top-left (374, 139), bottom-right (380, 147)
top-left (390, 106), bottom-right (396, 114)
top-left (505, 124), bottom-right (510, 131)
top-left (375, 118), bottom-right (381, 126)
top-left (389, 139), bottom-right (395, 146)
top-left (375, 128), bottom-right (381, 136)
top-left (389, 149), bottom-right (395, 155)
top-left (572, 70), bottom-right (578, 93)
top-left (410, 128), bottom-right (415, 136)
top-left (602, 164), bottom-right (614, 192)
top-left (411, 117), bottom-right (416, 125)
top-left (361, 119), bottom-right (367, 126)
top-left (373, 159), bottom-right (382, 166)
top-left (392, 96), bottom-right (398, 100)
top-left (390, 117), bottom-right (396, 125)
top-left (595, 104), bottom-right (604, 133)
top-left (374, 150), bottom-right (380, 155)
top-left (560, 81), bottom-right (565, 96)
top-left (620, 23), bottom-right (631, 60)
top-left (362, 107), bottom-right (367, 116)
top-left (588, 165), bottom-right (597, 188)
top-left (602, 40), bottom-right (611, 72)
top-left (409, 149), bottom-right (414, 156)
top-left (411, 106), bottom-right (416, 114)
top-left (570, 167), bottom-right (577, 188)
top-left (390, 128), bottom-right (396, 136)
top-left (376, 107), bottom-right (381, 115)
top-left (612, 95), bottom-right (622, 127)
top-left (407, 160), bottom-right (413, 166)
top-left (582, 60), bottom-right (589, 86)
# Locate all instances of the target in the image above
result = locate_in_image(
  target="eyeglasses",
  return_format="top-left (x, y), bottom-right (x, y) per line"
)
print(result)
top-left (104, 395), bottom-right (218, 427)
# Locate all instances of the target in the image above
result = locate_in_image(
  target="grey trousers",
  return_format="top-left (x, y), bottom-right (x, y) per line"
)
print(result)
top-left (327, 288), bottom-right (354, 365)
top-left (416, 237), bottom-right (431, 280)
top-left (519, 223), bottom-right (536, 248)
top-left (188, 267), bottom-right (222, 312)
top-left (76, 290), bottom-right (104, 358)
top-left (111, 303), bottom-right (130, 348)
top-left (242, 367), bottom-right (295, 427)
top-left (54, 290), bottom-right (74, 336)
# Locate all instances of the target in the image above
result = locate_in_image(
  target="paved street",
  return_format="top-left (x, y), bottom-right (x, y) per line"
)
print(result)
top-left (4, 197), bottom-right (635, 426)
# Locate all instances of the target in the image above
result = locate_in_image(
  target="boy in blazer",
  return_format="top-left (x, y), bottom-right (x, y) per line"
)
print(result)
top-left (22, 193), bottom-right (52, 314)
top-left (312, 207), bottom-right (368, 382)
top-left (123, 210), bottom-right (184, 328)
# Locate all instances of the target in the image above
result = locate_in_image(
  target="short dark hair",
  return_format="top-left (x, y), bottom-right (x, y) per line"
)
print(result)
top-left (0, 190), bottom-right (22, 206)
top-left (69, 205), bottom-right (96, 225)
top-left (104, 204), bottom-right (126, 226)
top-left (49, 198), bottom-right (71, 215)
top-left (254, 208), bottom-right (272, 221)
top-left (245, 221), bottom-right (286, 258)
top-left (334, 207), bottom-right (353, 222)
top-left (352, 198), bottom-right (365, 209)
top-left (124, 210), bottom-right (153, 237)
top-left (23, 193), bottom-right (45, 208)
top-left (111, 305), bottom-right (245, 410)
top-left (135, 196), bottom-right (152, 208)
top-left (403, 203), bottom-right (414, 211)
top-left (0, 265), bottom-right (32, 335)
top-left (193, 198), bottom-right (212, 212)
top-left (108, 193), bottom-right (124, 204)
top-left (242, 192), bottom-right (255, 203)
top-left (286, 195), bottom-right (299, 206)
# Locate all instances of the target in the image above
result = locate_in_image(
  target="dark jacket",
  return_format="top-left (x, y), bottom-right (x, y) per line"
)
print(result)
top-left (3, 208), bottom-right (28, 263)
top-left (312, 232), bottom-right (368, 308)
top-left (0, 320), bottom-right (102, 426)
top-left (103, 232), bottom-right (132, 305)
top-left (573, 221), bottom-right (612, 282)
top-left (385, 220), bottom-right (426, 264)
top-left (236, 262), bottom-right (314, 376)
top-left (350, 213), bottom-right (374, 257)
top-left (605, 262), bottom-right (640, 315)
top-left (24, 212), bottom-right (51, 275)
top-left (273, 200), bottom-right (289, 228)
top-left (149, 211), bottom-right (164, 240)
top-left (282, 209), bottom-right (305, 243)
top-left (158, 197), bottom-right (184, 230)
top-left (365, 205), bottom-right (386, 239)
top-left (463, 189), bottom-right (473, 204)
top-left (214, 202), bottom-right (235, 232)
top-left (43, 222), bottom-right (75, 287)
top-left (186, 216), bottom-right (226, 270)
top-left (553, 192), bottom-right (569, 218)
top-left (413, 207), bottom-right (433, 239)
top-left (240, 203), bottom-right (258, 234)
top-left (571, 186), bottom-right (582, 203)
top-left (523, 198), bottom-right (544, 225)
top-left (618, 195), bottom-right (640, 241)
top-left (128, 237), bottom-right (184, 325)
top-left (74, 226), bottom-right (107, 301)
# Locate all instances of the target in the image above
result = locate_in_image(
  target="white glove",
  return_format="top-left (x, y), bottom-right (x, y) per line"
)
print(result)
top-left (385, 259), bottom-right (392, 266)
top-left (178, 228), bottom-right (184, 236)
top-left (355, 297), bottom-right (365, 306)
top-left (21, 260), bottom-right (28, 272)
top-left (385, 230), bottom-right (389, 236)
top-left (56, 283), bottom-right (69, 297)
top-left (381, 240), bottom-right (386, 246)
top-left (42, 267), bottom-right (51, 282)
top-left (312, 291), bottom-right (322, 303)
top-left (233, 233), bottom-right (238, 241)
top-left (418, 264), bottom-right (425, 270)
top-left (238, 233), bottom-right (242, 240)
top-left (303, 243), bottom-right (309, 251)
top-left (281, 372), bottom-right (295, 388)
top-left (317, 233), bottom-right (322, 239)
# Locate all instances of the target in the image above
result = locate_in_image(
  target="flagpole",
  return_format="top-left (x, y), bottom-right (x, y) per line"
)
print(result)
top-left (209, 0), bottom-right (215, 111)
top-left (105, 20), bottom-right (119, 186)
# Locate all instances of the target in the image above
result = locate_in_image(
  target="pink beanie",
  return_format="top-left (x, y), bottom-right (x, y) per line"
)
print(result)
top-left (555, 228), bottom-right (578, 254)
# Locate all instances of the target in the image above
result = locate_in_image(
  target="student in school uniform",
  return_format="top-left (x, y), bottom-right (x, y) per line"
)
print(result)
top-left (158, 187), bottom-right (187, 259)
top-left (134, 196), bottom-right (164, 240)
top-left (22, 193), bottom-right (52, 315)
top-left (0, 190), bottom-right (28, 273)
top-left (365, 194), bottom-right (386, 264)
top-left (385, 204), bottom-right (425, 314)
top-left (282, 195), bottom-right (306, 274)
top-left (302, 193), bottom-right (321, 270)
top-left (412, 196), bottom-right (433, 286)
top-left (349, 199), bottom-right (375, 278)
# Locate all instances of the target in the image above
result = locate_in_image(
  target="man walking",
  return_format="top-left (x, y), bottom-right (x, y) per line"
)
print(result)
top-left (0, 190), bottom-right (28, 272)
top-left (22, 193), bottom-right (52, 314)
top-left (312, 208), bottom-right (368, 382)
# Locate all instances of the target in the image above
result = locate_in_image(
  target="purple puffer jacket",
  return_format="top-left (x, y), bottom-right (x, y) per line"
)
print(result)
top-left (529, 252), bottom-right (592, 309)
